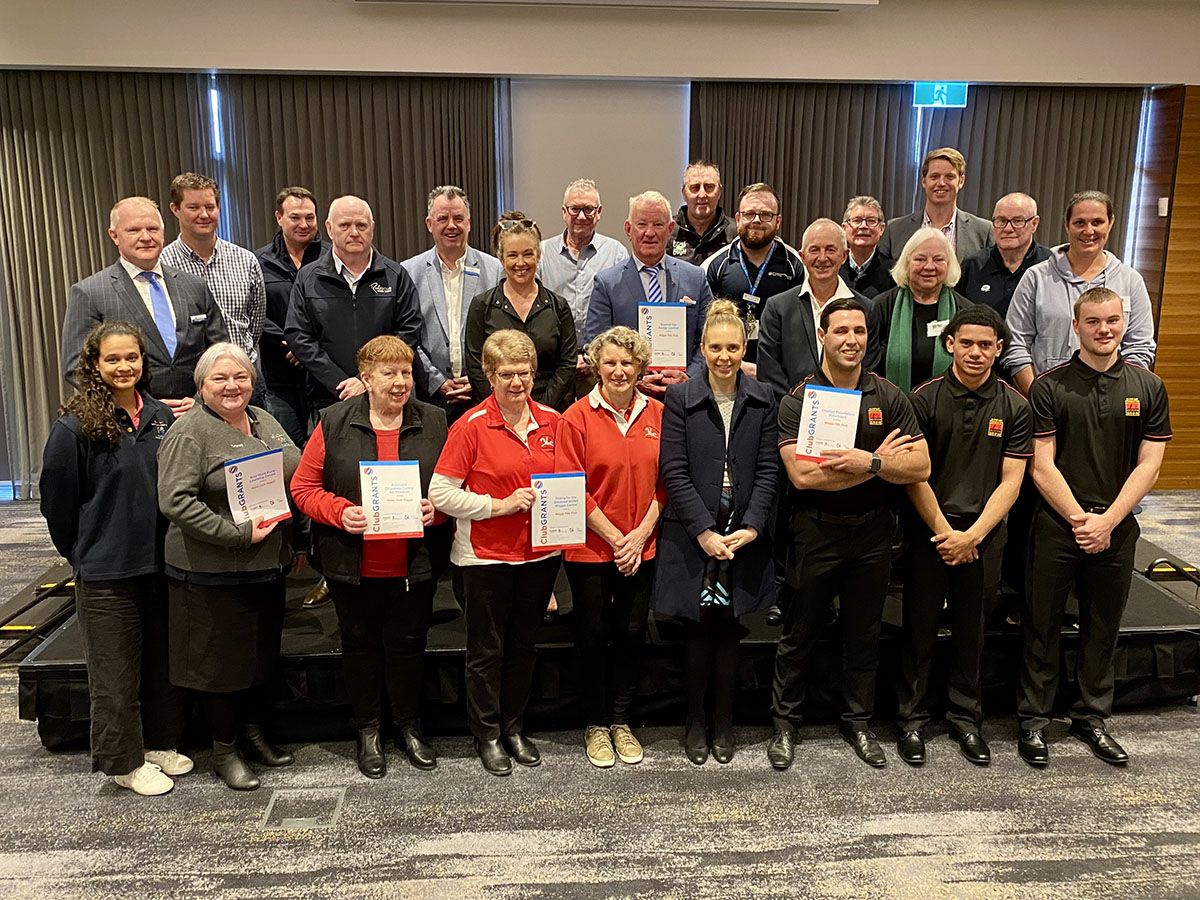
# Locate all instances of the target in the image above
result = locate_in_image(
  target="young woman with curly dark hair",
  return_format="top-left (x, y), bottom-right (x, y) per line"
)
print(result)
top-left (40, 321), bottom-right (189, 796)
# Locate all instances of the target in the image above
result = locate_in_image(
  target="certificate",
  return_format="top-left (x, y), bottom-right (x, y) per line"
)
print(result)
top-left (638, 302), bottom-right (688, 370)
top-left (530, 472), bottom-right (586, 551)
top-left (794, 384), bottom-right (862, 462)
top-left (224, 448), bottom-right (291, 525)
top-left (359, 460), bottom-right (424, 540)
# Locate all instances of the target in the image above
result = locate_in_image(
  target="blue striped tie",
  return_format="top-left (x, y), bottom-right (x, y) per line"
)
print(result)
top-left (139, 271), bottom-right (177, 357)
top-left (644, 263), bottom-right (663, 303)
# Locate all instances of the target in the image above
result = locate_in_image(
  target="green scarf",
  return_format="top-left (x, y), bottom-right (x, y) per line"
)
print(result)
top-left (885, 285), bottom-right (955, 391)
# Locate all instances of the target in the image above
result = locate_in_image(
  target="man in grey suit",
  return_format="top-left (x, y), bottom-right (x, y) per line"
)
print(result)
top-left (401, 185), bottom-right (502, 416)
top-left (878, 147), bottom-right (994, 264)
top-left (60, 197), bottom-right (228, 415)
top-left (585, 190), bottom-right (714, 397)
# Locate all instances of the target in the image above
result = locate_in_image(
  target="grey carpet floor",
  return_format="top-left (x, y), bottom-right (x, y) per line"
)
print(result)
top-left (1, 498), bottom-right (1199, 898)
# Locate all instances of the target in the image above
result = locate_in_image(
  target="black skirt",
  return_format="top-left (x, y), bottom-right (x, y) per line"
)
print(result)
top-left (167, 576), bottom-right (285, 692)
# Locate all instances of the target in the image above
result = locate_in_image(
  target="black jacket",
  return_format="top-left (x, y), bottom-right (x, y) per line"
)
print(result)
top-left (464, 281), bottom-right (578, 412)
top-left (839, 252), bottom-right (895, 299)
top-left (310, 393), bottom-right (450, 585)
top-left (865, 285), bottom-right (973, 381)
top-left (667, 206), bottom-right (738, 267)
top-left (255, 232), bottom-right (325, 386)
top-left (284, 248), bottom-right (424, 407)
top-left (40, 392), bottom-right (175, 580)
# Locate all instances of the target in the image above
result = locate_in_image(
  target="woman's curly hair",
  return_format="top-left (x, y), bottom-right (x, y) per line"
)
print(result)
top-left (62, 322), bottom-right (152, 446)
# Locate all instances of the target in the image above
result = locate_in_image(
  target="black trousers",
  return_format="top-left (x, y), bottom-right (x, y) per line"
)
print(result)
top-left (329, 577), bottom-right (434, 728)
top-left (461, 557), bottom-right (559, 741)
top-left (75, 575), bottom-right (184, 776)
top-left (896, 515), bottom-right (1004, 735)
top-left (683, 606), bottom-right (744, 738)
top-left (1018, 508), bottom-right (1139, 732)
top-left (564, 560), bottom-right (653, 726)
top-left (771, 508), bottom-right (893, 729)
top-left (198, 684), bottom-right (275, 744)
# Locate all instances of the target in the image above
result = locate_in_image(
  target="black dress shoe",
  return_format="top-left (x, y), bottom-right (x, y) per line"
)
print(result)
top-left (897, 730), bottom-right (926, 766)
top-left (684, 722), bottom-right (708, 765)
top-left (356, 726), bottom-right (386, 779)
top-left (765, 604), bottom-right (783, 627)
top-left (398, 724), bottom-right (437, 770)
top-left (475, 738), bottom-right (512, 776)
top-left (840, 727), bottom-right (886, 768)
top-left (1069, 724), bottom-right (1129, 765)
top-left (241, 724), bottom-right (294, 767)
top-left (711, 732), bottom-right (735, 765)
top-left (502, 733), bottom-right (541, 767)
top-left (302, 578), bottom-right (331, 608)
top-left (951, 730), bottom-right (992, 766)
top-left (767, 727), bottom-right (796, 770)
top-left (211, 740), bottom-right (260, 791)
top-left (1018, 728), bottom-right (1049, 767)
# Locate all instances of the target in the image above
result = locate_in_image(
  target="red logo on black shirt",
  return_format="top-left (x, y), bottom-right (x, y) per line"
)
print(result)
top-left (868, 408), bottom-right (883, 426)
top-left (1125, 397), bottom-right (1141, 417)
top-left (988, 418), bottom-right (1004, 438)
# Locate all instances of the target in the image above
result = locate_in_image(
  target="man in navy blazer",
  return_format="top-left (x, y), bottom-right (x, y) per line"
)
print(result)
top-left (60, 196), bottom-right (229, 414)
top-left (401, 185), bottom-right (503, 413)
top-left (585, 190), bottom-right (713, 397)
top-left (877, 147), bottom-right (993, 264)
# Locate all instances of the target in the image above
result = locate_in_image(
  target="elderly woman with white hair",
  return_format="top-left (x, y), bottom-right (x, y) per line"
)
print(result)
top-left (158, 341), bottom-right (301, 791)
top-left (866, 227), bottom-right (973, 390)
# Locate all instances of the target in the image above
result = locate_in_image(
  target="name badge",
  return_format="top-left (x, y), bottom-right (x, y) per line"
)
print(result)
top-left (189, 314), bottom-right (207, 323)
top-left (742, 292), bottom-right (761, 307)
top-left (464, 266), bottom-right (481, 278)
top-left (1120, 295), bottom-right (1132, 314)
top-left (927, 319), bottom-right (949, 338)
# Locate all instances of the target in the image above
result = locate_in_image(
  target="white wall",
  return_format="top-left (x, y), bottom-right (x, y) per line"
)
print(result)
top-left (2, 0), bottom-right (1199, 85)
top-left (510, 79), bottom-right (689, 245)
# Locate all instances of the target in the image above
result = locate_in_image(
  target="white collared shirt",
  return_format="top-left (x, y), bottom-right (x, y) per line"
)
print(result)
top-left (637, 256), bottom-right (668, 303)
top-left (588, 384), bottom-right (648, 437)
top-left (439, 252), bottom-right (467, 376)
top-left (802, 273), bottom-right (857, 359)
top-left (333, 249), bottom-right (373, 293)
top-left (119, 257), bottom-right (176, 328)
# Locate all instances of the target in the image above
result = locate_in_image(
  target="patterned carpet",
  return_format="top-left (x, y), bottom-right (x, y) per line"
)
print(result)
top-left (0, 499), bottom-right (1198, 898)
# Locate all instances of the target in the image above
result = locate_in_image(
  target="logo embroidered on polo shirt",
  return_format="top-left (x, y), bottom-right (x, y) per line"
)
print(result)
top-left (538, 435), bottom-right (555, 449)
top-left (369, 282), bottom-right (390, 294)
top-left (988, 418), bottom-right (1004, 438)
top-left (643, 426), bottom-right (659, 439)
top-left (1125, 397), bottom-right (1141, 417)
top-left (672, 241), bottom-right (689, 257)
top-left (868, 408), bottom-right (883, 426)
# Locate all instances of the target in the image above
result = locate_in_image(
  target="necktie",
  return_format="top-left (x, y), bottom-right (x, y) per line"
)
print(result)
top-left (139, 271), bottom-right (177, 357)
top-left (644, 264), bottom-right (663, 303)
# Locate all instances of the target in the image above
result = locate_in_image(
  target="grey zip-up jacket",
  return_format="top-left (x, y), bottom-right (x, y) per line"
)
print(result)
top-left (1003, 245), bottom-right (1156, 376)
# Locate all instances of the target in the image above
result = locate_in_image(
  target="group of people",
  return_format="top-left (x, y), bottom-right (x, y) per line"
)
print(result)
top-left (40, 148), bottom-right (1170, 795)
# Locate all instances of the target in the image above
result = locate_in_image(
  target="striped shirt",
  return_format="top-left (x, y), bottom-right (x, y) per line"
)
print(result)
top-left (161, 237), bottom-right (266, 362)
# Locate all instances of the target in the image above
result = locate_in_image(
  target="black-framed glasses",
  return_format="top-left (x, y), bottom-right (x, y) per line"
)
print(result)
top-left (738, 210), bottom-right (778, 222)
top-left (846, 216), bottom-right (881, 227)
top-left (993, 216), bottom-right (1032, 230)
top-left (565, 205), bottom-right (599, 218)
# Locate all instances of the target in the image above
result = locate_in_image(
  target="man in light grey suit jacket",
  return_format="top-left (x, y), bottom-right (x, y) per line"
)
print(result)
top-left (585, 190), bottom-right (714, 396)
top-left (401, 186), bottom-right (503, 414)
top-left (60, 197), bottom-right (228, 414)
top-left (877, 147), bottom-right (994, 264)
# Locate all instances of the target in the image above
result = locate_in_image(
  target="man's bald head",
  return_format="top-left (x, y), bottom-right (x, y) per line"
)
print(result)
top-left (326, 195), bottom-right (375, 261)
top-left (107, 197), bottom-right (165, 270)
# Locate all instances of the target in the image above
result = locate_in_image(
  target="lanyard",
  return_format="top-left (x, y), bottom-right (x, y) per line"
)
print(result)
top-left (736, 241), bottom-right (778, 297)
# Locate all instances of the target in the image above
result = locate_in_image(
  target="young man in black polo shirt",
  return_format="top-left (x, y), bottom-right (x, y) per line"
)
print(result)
top-left (896, 305), bottom-right (1032, 767)
top-left (769, 298), bottom-right (931, 769)
top-left (1018, 287), bottom-right (1171, 768)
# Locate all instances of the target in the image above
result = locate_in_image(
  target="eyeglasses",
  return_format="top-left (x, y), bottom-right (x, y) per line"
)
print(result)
top-left (738, 210), bottom-right (778, 222)
top-left (992, 216), bottom-right (1032, 230)
top-left (498, 218), bottom-right (537, 230)
top-left (494, 369), bottom-right (533, 382)
top-left (846, 216), bottom-right (881, 228)
top-left (565, 205), bottom-right (599, 218)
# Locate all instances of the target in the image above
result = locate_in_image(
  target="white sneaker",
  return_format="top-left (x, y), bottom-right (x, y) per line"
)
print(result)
top-left (113, 763), bottom-right (174, 796)
top-left (143, 749), bottom-right (194, 776)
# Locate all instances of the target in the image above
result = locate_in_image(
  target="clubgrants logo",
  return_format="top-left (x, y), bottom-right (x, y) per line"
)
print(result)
top-left (987, 418), bottom-right (1004, 438)
top-left (867, 407), bottom-right (883, 426)
top-left (369, 282), bottom-right (391, 295)
top-left (643, 425), bottom-right (659, 440)
top-left (534, 479), bottom-right (550, 545)
top-left (538, 435), bottom-right (554, 449)
top-left (227, 465), bottom-right (248, 516)
top-left (363, 466), bottom-right (382, 530)
top-left (1125, 397), bottom-right (1141, 417)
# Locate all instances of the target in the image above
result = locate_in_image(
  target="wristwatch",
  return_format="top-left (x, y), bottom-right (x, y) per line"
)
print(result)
top-left (868, 453), bottom-right (882, 475)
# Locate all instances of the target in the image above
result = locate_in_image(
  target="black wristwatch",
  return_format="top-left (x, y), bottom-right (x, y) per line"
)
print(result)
top-left (868, 453), bottom-right (882, 475)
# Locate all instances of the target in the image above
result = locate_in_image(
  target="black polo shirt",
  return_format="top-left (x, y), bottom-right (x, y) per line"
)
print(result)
top-left (839, 251), bottom-right (894, 299)
top-left (778, 367), bottom-right (923, 516)
top-left (1029, 352), bottom-right (1171, 508)
top-left (704, 239), bottom-right (804, 362)
top-left (957, 242), bottom-right (1051, 316)
top-left (910, 368), bottom-right (1032, 517)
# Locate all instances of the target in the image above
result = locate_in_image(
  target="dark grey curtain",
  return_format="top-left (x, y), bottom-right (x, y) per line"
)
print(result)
top-left (690, 82), bottom-right (917, 244)
top-left (0, 71), bottom-right (213, 497)
top-left (215, 74), bottom-right (498, 259)
top-left (915, 84), bottom-right (1144, 252)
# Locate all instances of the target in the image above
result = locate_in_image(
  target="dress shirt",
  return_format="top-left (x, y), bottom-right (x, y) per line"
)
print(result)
top-left (440, 253), bottom-right (467, 376)
top-left (538, 231), bottom-right (629, 336)
top-left (922, 207), bottom-right (959, 251)
top-left (160, 237), bottom-right (264, 361)
top-left (118, 257), bottom-right (175, 328)
top-left (637, 258), bottom-right (667, 302)
top-left (333, 249), bottom-right (373, 293)
top-left (803, 273), bottom-right (858, 355)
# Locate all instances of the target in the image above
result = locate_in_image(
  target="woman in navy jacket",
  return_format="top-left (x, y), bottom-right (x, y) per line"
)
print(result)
top-left (40, 322), bottom-right (187, 796)
top-left (655, 299), bottom-right (779, 765)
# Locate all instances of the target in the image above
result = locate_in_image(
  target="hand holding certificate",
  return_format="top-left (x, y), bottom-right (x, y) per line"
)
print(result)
top-left (224, 448), bottom-right (291, 526)
top-left (794, 384), bottom-right (862, 462)
top-left (638, 302), bottom-right (687, 370)
top-left (530, 472), bottom-right (586, 550)
top-left (359, 460), bottom-right (424, 540)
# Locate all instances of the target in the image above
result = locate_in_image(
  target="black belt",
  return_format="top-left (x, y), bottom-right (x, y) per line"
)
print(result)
top-left (801, 507), bottom-right (884, 527)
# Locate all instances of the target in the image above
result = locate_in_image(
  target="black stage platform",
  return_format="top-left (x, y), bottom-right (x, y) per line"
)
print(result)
top-left (13, 538), bottom-right (1200, 750)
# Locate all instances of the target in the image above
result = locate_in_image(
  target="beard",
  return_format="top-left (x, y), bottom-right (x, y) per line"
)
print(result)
top-left (738, 226), bottom-right (775, 251)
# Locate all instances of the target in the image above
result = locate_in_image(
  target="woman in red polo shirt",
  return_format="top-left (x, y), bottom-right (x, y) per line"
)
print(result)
top-left (428, 329), bottom-right (562, 776)
top-left (555, 326), bottom-right (664, 769)
top-left (290, 336), bottom-right (448, 780)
